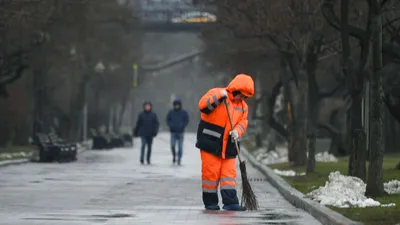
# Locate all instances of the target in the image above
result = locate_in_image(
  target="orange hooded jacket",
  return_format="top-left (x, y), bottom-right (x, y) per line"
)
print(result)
top-left (195, 74), bottom-right (255, 159)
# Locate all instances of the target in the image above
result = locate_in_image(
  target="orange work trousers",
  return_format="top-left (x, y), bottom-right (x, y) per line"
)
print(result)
top-left (200, 150), bottom-right (239, 206)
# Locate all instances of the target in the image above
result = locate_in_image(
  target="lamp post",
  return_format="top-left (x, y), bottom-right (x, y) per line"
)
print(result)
top-left (130, 63), bottom-right (139, 128)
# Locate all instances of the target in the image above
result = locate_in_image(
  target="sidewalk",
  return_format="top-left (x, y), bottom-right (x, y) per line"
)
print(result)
top-left (0, 132), bottom-right (321, 225)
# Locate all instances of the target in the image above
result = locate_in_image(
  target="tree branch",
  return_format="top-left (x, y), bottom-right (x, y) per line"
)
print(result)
top-left (383, 16), bottom-right (400, 29)
top-left (321, 0), bottom-right (400, 61)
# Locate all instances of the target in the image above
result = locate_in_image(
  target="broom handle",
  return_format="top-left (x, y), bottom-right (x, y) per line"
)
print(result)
top-left (223, 99), bottom-right (242, 163)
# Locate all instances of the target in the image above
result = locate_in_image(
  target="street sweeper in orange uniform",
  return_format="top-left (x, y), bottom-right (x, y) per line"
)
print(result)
top-left (195, 74), bottom-right (254, 211)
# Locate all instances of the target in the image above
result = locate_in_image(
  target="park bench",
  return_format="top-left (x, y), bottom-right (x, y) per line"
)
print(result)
top-left (91, 129), bottom-right (110, 150)
top-left (32, 133), bottom-right (77, 163)
top-left (91, 129), bottom-right (132, 150)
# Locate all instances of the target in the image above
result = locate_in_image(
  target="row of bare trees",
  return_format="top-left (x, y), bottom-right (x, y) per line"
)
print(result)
top-left (197, 0), bottom-right (400, 197)
top-left (0, 0), bottom-right (142, 145)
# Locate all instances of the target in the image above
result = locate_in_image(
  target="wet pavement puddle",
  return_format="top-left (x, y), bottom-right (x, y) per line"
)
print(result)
top-left (20, 210), bottom-right (301, 224)
top-left (22, 212), bottom-right (134, 222)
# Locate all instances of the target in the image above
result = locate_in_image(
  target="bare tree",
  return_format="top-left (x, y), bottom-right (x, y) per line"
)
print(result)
top-left (0, 0), bottom-right (143, 144)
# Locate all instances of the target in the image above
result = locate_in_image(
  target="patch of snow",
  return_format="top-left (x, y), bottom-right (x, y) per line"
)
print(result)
top-left (273, 169), bottom-right (305, 177)
top-left (381, 203), bottom-right (396, 207)
top-left (306, 171), bottom-right (396, 208)
top-left (253, 147), bottom-right (338, 165)
top-left (0, 152), bottom-right (33, 159)
top-left (254, 147), bottom-right (288, 165)
top-left (384, 180), bottom-right (400, 194)
top-left (315, 151), bottom-right (338, 162)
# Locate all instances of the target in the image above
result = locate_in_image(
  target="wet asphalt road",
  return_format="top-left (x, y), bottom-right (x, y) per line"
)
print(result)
top-left (0, 132), bottom-right (321, 225)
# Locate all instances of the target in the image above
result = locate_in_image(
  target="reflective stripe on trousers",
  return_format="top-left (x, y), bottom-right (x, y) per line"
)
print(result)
top-left (200, 150), bottom-right (239, 206)
top-left (202, 177), bottom-right (236, 192)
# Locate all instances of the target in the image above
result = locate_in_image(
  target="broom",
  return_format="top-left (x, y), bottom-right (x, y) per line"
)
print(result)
top-left (223, 100), bottom-right (258, 211)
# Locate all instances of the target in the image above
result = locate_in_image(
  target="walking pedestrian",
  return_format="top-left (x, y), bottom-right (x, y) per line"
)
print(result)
top-left (166, 98), bottom-right (189, 165)
top-left (133, 101), bottom-right (159, 165)
top-left (195, 74), bottom-right (254, 211)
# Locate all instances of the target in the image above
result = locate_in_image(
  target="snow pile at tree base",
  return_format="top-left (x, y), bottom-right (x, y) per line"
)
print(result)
top-left (315, 151), bottom-right (338, 162)
top-left (384, 180), bottom-right (400, 194)
top-left (306, 171), bottom-right (395, 208)
top-left (273, 169), bottom-right (305, 176)
top-left (254, 147), bottom-right (288, 165)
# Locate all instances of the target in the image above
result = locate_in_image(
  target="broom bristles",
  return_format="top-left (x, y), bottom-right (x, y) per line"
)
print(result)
top-left (239, 160), bottom-right (258, 211)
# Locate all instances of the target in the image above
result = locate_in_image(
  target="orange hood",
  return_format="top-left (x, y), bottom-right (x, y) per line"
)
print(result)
top-left (226, 74), bottom-right (254, 98)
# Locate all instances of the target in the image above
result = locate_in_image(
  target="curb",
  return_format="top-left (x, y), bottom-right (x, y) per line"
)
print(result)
top-left (0, 147), bottom-right (88, 169)
top-left (0, 159), bottom-right (30, 168)
top-left (241, 148), bottom-right (362, 225)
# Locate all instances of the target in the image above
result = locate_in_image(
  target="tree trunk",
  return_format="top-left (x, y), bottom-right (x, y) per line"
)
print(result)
top-left (267, 130), bottom-right (276, 151)
top-left (306, 51), bottom-right (319, 173)
top-left (340, 0), bottom-right (367, 180)
top-left (282, 59), bottom-right (296, 162)
top-left (293, 88), bottom-right (308, 166)
top-left (366, 0), bottom-right (385, 197)
top-left (112, 104), bottom-right (118, 133)
top-left (329, 133), bottom-right (339, 155)
top-left (306, 79), bottom-right (318, 173)
top-left (293, 127), bottom-right (307, 166)
top-left (13, 121), bottom-right (31, 145)
top-left (0, 122), bottom-right (11, 147)
top-left (261, 93), bottom-right (270, 145)
top-left (67, 112), bottom-right (82, 142)
top-left (255, 134), bottom-right (262, 148)
top-left (33, 68), bottom-right (45, 135)
top-left (287, 101), bottom-right (296, 161)
top-left (306, 132), bottom-right (317, 173)
top-left (66, 77), bottom-right (88, 142)
top-left (384, 107), bottom-right (400, 153)
top-left (94, 90), bottom-right (100, 129)
top-left (348, 94), bottom-right (367, 181)
top-left (117, 92), bottom-right (129, 129)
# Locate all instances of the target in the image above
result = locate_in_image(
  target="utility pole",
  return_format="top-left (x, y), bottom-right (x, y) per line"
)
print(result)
top-left (130, 63), bottom-right (139, 130)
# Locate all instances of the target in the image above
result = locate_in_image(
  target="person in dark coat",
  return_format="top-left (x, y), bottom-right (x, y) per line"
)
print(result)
top-left (133, 101), bottom-right (159, 165)
top-left (166, 98), bottom-right (189, 165)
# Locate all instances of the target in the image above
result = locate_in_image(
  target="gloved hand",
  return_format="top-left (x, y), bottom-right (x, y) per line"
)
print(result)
top-left (229, 130), bottom-right (239, 141)
top-left (220, 89), bottom-right (228, 99)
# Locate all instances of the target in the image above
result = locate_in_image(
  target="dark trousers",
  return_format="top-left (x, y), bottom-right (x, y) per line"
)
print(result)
top-left (140, 136), bottom-right (153, 163)
top-left (170, 132), bottom-right (184, 162)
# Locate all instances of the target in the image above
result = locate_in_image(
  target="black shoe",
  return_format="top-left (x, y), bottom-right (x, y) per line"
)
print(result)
top-left (222, 204), bottom-right (247, 211)
top-left (173, 158), bottom-right (176, 164)
top-left (147, 160), bottom-right (150, 165)
top-left (140, 160), bottom-right (144, 165)
top-left (177, 160), bottom-right (181, 166)
top-left (205, 205), bottom-right (220, 210)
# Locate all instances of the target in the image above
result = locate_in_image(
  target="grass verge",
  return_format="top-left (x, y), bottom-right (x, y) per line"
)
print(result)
top-left (268, 154), bottom-right (400, 225)
top-left (0, 146), bottom-right (38, 161)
